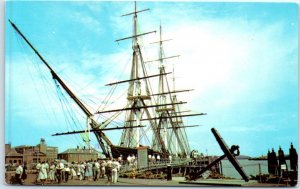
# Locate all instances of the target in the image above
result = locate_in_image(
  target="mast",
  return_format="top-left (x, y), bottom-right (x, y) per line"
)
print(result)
top-left (115, 2), bottom-right (168, 154)
top-left (150, 24), bottom-right (206, 157)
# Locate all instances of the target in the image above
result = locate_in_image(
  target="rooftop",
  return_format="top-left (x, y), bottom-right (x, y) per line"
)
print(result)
top-left (6, 148), bottom-right (23, 157)
top-left (59, 148), bottom-right (99, 155)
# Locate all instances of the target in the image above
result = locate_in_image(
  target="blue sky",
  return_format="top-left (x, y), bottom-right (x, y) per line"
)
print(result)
top-left (5, 1), bottom-right (298, 157)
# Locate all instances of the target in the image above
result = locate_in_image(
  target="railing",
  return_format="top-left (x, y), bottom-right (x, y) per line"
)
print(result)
top-left (120, 158), bottom-right (191, 174)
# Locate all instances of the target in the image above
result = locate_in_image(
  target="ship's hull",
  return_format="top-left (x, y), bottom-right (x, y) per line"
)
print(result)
top-left (110, 145), bottom-right (167, 159)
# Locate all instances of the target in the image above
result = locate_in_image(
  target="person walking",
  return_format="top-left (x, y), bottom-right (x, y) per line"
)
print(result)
top-left (94, 160), bottom-right (100, 181)
top-left (70, 162), bottom-right (77, 180)
top-left (100, 160), bottom-right (106, 178)
top-left (84, 161), bottom-right (93, 180)
top-left (21, 162), bottom-right (27, 183)
top-left (157, 155), bottom-right (161, 164)
top-left (15, 163), bottom-right (23, 185)
top-left (56, 160), bottom-right (64, 184)
top-left (39, 161), bottom-right (48, 185)
top-left (64, 164), bottom-right (70, 183)
top-left (48, 162), bottom-right (55, 184)
top-left (35, 162), bottom-right (41, 184)
top-left (106, 159), bottom-right (112, 183)
top-left (77, 162), bottom-right (82, 180)
top-left (112, 159), bottom-right (121, 183)
top-left (111, 159), bottom-right (118, 183)
top-left (80, 162), bottom-right (85, 180)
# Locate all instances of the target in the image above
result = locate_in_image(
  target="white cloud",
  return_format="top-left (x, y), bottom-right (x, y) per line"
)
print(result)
top-left (70, 12), bottom-right (103, 34)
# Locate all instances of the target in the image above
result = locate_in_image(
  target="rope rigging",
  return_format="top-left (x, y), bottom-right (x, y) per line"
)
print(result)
top-left (54, 79), bottom-right (87, 146)
top-left (13, 29), bottom-right (86, 147)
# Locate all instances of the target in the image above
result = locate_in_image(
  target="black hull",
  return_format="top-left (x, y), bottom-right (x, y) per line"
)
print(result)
top-left (110, 145), bottom-right (167, 159)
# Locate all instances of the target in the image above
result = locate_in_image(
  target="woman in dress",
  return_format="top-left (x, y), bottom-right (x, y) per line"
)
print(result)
top-left (86, 161), bottom-right (93, 180)
top-left (39, 161), bottom-right (48, 185)
top-left (70, 162), bottom-right (77, 180)
top-left (48, 162), bottom-right (55, 184)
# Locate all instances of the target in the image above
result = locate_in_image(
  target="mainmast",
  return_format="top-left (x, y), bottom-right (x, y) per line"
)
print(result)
top-left (114, 2), bottom-right (168, 154)
top-left (132, 2), bottom-right (141, 147)
top-left (149, 24), bottom-right (206, 157)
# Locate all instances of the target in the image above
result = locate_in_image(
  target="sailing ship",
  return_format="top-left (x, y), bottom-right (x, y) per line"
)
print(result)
top-left (9, 2), bottom-right (206, 159)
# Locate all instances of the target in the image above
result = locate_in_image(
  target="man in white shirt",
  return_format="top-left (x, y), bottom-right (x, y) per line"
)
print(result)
top-left (157, 155), bottom-right (161, 164)
top-left (106, 159), bottom-right (112, 183)
top-left (15, 163), bottom-right (23, 185)
top-left (56, 160), bottom-right (64, 184)
top-left (94, 160), bottom-right (100, 181)
top-left (169, 155), bottom-right (172, 164)
top-left (100, 160), bottom-right (106, 179)
top-left (111, 159), bottom-right (120, 183)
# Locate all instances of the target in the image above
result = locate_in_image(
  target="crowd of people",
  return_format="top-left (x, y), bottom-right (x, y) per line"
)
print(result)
top-left (14, 158), bottom-right (124, 185)
top-left (12, 154), bottom-right (170, 185)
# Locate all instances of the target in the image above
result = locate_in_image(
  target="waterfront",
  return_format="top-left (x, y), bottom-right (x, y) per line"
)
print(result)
top-left (221, 159), bottom-right (291, 179)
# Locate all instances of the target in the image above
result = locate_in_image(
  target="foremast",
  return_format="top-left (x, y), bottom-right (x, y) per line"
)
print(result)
top-left (116, 2), bottom-right (168, 154)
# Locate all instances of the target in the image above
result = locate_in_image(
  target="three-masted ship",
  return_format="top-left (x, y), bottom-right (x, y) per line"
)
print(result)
top-left (9, 2), bottom-right (206, 159)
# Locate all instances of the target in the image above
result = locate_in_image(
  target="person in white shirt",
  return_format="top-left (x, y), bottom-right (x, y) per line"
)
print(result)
top-left (152, 155), bottom-right (156, 164)
top-left (93, 160), bottom-right (100, 181)
top-left (56, 160), bottom-right (64, 184)
top-left (100, 160), bottom-right (106, 179)
top-left (80, 162), bottom-right (85, 180)
top-left (111, 159), bottom-right (118, 183)
top-left (157, 155), bottom-right (161, 164)
top-left (35, 162), bottom-right (41, 184)
top-left (15, 163), bottom-right (23, 185)
top-left (64, 164), bottom-right (70, 183)
top-left (113, 160), bottom-right (121, 183)
top-left (127, 155), bottom-right (131, 165)
top-left (49, 162), bottom-right (55, 184)
top-left (70, 162), bottom-right (77, 180)
top-left (106, 159), bottom-right (112, 183)
top-left (77, 163), bottom-right (82, 180)
top-left (169, 155), bottom-right (172, 164)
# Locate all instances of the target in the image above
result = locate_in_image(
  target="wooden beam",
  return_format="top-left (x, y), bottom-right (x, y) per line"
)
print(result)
top-left (52, 125), bottom-right (145, 136)
top-left (121, 8), bottom-right (150, 17)
top-left (105, 72), bottom-right (171, 86)
top-left (150, 89), bottom-right (194, 96)
top-left (144, 55), bottom-right (180, 63)
top-left (95, 101), bottom-right (187, 114)
top-left (115, 31), bottom-right (156, 42)
top-left (126, 113), bottom-right (207, 122)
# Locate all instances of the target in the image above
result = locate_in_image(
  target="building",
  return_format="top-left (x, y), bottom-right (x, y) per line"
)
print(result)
top-left (58, 146), bottom-right (98, 162)
top-left (5, 144), bottom-right (23, 165)
top-left (5, 138), bottom-right (58, 164)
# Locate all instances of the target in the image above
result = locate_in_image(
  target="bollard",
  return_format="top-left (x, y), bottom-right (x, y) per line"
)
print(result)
top-left (167, 165), bottom-right (172, 181)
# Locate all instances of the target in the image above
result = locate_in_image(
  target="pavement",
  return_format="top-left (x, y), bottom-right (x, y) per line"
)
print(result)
top-left (6, 173), bottom-right (191, 186)
top-left (5, 173), bottom-right (288, 187)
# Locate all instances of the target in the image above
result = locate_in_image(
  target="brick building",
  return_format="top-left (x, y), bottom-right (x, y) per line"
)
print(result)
top-left (5, 138), bottom-right (58, 164)
top-left (58, 146), bottom-right (99, 162)
top-left (5, 145), bottom-right (23, 165)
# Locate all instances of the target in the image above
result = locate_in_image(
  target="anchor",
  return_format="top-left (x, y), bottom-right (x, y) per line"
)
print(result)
top-left (189, 128), bottom-right (249, 182)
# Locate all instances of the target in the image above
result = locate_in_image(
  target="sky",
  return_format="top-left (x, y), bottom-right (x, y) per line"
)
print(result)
top-left (5, 1), bottom-right (298, 157)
